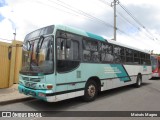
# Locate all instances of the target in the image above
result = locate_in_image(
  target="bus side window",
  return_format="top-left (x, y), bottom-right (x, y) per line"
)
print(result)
top-left (126, 49), bottom-right (133, 64)
top-left (82, 38), bottom-right (99, 62)
top-left (83, 50), bottom-right (91, 61)
top-left (140, 52), bottom-right (144, 65)
top-left (134, 51), bottom-right (140, 64)
top-left (100, 43), bottom-right (114, 62)
top-left (114, 46), bottom-right (121, 63)
top-left (145, 54), bottom-right (151, 65)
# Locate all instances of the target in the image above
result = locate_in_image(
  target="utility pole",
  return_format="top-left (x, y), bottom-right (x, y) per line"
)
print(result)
top-left (13, 29), bottom-right (16, 40)
top-left (111, 0), bottom-right (119, 41)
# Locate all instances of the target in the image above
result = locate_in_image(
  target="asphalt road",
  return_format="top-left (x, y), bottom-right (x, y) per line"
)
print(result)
top-left (1, 78), bottom-right (160, 120)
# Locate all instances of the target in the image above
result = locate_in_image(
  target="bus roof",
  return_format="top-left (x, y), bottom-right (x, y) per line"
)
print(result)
top-left (55, 24), bottom-right (150, 54)
top-left (107, 39), bottom-right (149, 54)
top-left (54, 24), bottom-right (106, 42)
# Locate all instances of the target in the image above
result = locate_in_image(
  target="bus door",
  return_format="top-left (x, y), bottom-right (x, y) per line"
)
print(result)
top-left (55, 36), bottom-right (81, 99)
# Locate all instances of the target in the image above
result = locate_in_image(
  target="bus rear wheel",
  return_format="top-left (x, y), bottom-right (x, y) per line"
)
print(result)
top-left (83, 80), bottom-right (98, 102)
top-left (135, 75), bottom-right (142, 88)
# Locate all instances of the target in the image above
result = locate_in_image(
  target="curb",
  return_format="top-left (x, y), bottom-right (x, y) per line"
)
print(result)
top-left (0, 97), bottom-right (35, 105)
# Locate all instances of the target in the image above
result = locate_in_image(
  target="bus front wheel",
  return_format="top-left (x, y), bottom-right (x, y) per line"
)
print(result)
top-left (83, 80), bottom-right (98, 102)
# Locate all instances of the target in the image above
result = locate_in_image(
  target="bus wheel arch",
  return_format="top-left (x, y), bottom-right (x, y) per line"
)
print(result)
top-left (82, 77), bottom-right (100, 102)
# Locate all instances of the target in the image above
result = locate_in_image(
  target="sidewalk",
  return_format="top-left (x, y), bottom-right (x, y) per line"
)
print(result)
top-left (0, 84), bottom-right (33, 105)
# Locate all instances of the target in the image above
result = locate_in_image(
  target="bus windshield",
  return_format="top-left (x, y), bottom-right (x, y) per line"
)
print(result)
top-left (21, 36), bottom-right (54, 75)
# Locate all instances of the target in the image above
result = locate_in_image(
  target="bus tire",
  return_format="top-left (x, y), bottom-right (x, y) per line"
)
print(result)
top-left (135, 75), bottom-right (142, 88)
top-left (83, 80), bottom-right (98, 102)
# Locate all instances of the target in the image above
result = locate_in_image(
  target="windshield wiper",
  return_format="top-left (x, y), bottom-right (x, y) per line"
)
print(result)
top-left (36, 36), bottom-right (44, 66)
top-left (30, 42), bottom-right (34, 71)
top-left (22, 41), bottom-right (33, 71)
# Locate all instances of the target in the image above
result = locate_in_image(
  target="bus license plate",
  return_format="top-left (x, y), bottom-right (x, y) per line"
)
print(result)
top-left (24, 90), bottom-right (35, 96)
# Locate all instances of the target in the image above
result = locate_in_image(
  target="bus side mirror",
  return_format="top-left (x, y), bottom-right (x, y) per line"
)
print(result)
top-left (23, 41), bottom-right (31, 51)
top-left (8, 46), bottom-right (12, 60)
top-left (66, 39), bottom-right (71, 49)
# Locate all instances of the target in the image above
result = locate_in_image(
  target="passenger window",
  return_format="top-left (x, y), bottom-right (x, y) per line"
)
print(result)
top-left (100, 43), bottom-right (114, 62)
top-left (83, 38), bottom-right (99, 62)
top-left (126, 49), bottom-right (133, 63)
top-left (114, 46), bottom-right (122, 63)
top-left (134, 51), bottom-right (140, 64)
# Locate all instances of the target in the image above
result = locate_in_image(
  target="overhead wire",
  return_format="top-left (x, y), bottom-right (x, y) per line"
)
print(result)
top-left (98, 0), bottom-right (111, 7)
top-left (119, 3), bottom-right (156, 40)
top-left (116, 13), bottom-right (139, 34)
top-left (57, 0), bottom-right (155, 42)
top-left (97, 0), bottom-right (139, 38)
top-left (30, 0), bottom-right (81, 17)
top-left (98, 0), bottom-right (160, 47)
top-left (116, 11), bottom-right (141, 31)
top-left (33, 0), bottom-right (143, 40)
top-left (33, 0), bottom-right (160, 51)
top-left (98, 0), bottom-right (140, 35)
top-left (60, 0), bottom-right (135, 35)
top-left (98, 0), bottom-right (159, 42)
top-left (56, 0), bottom-right (135, 38)
top-left (117, 12), bottom-right (155, 40)
top-left (47, 0), bottom-right (114, 28)
top-left (30, 0), bottom-right (159, 45)
top-left (31, 0), bottom-right (117, 37)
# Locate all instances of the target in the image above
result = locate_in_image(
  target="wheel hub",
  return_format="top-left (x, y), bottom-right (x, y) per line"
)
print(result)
top-left (88, 85), bottom-right (96, 97)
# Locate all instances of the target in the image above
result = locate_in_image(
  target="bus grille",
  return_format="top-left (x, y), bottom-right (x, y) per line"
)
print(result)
top-left (30, 78), bottom-right (41, 82)
top-left (22, 77), bottom-right (29, 81)
top-left (22, 77), bottom-right (41, 89)
top-left (25, 82), bottom-right (37, 89)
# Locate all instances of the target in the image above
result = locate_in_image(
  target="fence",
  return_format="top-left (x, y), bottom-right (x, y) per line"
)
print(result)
top-left (0, 40), bottom-right (22, 88)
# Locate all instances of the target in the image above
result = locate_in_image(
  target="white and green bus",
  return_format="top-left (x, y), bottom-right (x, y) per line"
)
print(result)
top-left (18, 24), bottom-right (152, 102)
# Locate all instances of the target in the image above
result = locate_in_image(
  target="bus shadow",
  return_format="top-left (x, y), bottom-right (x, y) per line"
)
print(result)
top-left (24, 82), bottom-right (151, 112)
top-left (150, 77), bottom-right (160, 80)
top-left (97, 83), bottom-right (150, 100)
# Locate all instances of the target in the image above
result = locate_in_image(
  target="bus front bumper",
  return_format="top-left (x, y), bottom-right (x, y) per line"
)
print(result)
top-left (18, 84), bottom-right (56, 102)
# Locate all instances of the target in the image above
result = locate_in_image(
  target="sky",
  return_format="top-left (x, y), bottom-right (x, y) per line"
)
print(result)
top-left (0, 0), bottom-right (160, 53)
